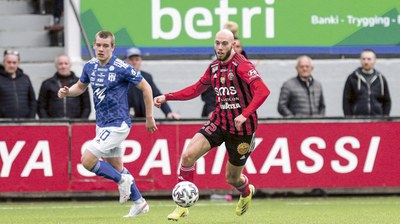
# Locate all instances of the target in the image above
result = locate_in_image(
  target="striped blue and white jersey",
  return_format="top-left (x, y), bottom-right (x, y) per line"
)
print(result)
top-left (80, 55), bottom-right (143, 127)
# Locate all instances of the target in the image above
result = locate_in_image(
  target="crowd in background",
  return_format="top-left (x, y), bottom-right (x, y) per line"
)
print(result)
top-left (0, 19), bottom-right (392, 120)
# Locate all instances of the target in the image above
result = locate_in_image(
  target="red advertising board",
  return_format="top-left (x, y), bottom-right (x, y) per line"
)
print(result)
top-left (0, 125), bottom-right (69, 192)
top-left (1, 121), bottom-right (400, 193)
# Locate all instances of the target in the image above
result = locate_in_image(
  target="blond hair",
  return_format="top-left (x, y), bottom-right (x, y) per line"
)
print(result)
top-left (223, 21), bottom-right (239, 38)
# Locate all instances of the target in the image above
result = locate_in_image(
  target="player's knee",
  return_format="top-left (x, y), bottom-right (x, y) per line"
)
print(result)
top-left (81, 155), bottom-right (96, 171)
top-left (181, 150), bottom-right (197, 166)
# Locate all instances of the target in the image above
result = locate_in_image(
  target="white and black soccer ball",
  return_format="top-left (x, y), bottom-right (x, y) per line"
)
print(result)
top-left (172, 181), bottom-right (199, 208)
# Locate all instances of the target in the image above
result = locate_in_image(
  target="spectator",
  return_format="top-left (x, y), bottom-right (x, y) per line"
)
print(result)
top-left (278, 55), bottom-right (325, 117)
top-left (37, 55), bottom-right (91, 119)
top-left (125, 47), bottom-right (181, 120)
top-left (53, 0), bottom-right (63, 25)
top-left (201, 87), bottom-right (215, 118)
top-left (223, 21), bottom-right (239, 38)
top-left (233, 37), bottom-right (248, 59)
top-left (0, 50), bottom-right (36, 119)
top-left (343, 49), bottom-right (391, 117)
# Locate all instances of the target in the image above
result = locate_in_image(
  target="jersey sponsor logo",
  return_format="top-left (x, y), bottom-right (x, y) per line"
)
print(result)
top-left (94, 83), bottom-right (104, 87)
top-left (215, 86), bottom-right (237, 96)
top-left (108, 73), bottom-right (116, 82)
top-left (248, 69), bottom-right (260, 80)
top-left (94, 87), bottom-right (107, 105)
top-left (237, 143), bottom-right (250, 155)
top-left (219, 102), bottom-right (241, 110)
top-left (97, 68), bottom-right (108, 72)
top-left (114, 58), bottom-right (129, 69)
top-left (220, 97), bottom-right (240, 102)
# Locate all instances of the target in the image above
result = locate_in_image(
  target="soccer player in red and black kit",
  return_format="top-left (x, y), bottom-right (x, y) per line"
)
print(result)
top-left (154, 29), bottom-right (270, 221)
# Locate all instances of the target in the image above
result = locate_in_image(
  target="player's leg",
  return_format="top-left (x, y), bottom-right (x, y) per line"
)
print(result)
top-left (179, 132), bottom-right (213, 181)
top-left (121, 167), bottom-right (149, 218)
top-left (106, 158), bottom-right (149, 218)
top-left (101, 123), bottom-right (148, 217)
top-left (81, 149), bottom-right (134, 204)
top-left (84, 122), bottom-right (134, 204)
top-left (168, 131), bottom-right (217, 221)
top-left (226, 163), bottom-right (255, 216)
top-left (102, 157), bottom-right (133, 205)
top-left (81, 150), bottom-right (122, 183)
top-left (224, 133), bottom-right (256, 216)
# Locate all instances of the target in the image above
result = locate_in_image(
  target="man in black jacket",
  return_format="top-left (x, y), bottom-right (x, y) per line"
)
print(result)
top-left (124, 47), bottom-right (180, 119)
top-left (37, 55), bottom-right (91, 119)
top-left (0, 50), bottom-right (36, 119)
top-left (343, 49), bottom-right (391, 117)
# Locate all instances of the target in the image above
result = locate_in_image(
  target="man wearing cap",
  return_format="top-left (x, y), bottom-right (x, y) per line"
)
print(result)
top-left (125, 47), bottom-right (181, 120)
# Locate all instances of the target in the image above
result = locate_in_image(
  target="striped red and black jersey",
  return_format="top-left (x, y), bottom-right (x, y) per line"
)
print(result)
top-left (200, 53), bottom-right (264, 135)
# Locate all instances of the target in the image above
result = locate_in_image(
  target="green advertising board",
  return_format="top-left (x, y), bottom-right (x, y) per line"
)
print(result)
top-left (80, 0), bottom-right (400, 57)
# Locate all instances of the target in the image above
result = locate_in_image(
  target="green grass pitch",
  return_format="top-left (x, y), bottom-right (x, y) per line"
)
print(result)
top-left (0, 197), bottom-right (399, 224)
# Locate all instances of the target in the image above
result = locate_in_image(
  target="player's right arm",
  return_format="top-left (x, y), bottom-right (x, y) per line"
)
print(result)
top-left (153, 80), bottom-right (209, 108)
top-left (154, 65), bottom-right (212, 108)
top-left (58, 80), bottom-right (88, 98)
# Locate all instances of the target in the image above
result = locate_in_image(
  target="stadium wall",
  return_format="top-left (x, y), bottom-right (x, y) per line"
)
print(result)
top-left (1, 119), bottom-right (399, 198)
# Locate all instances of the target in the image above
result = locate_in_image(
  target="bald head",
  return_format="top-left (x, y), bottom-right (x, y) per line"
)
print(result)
top-left (215, 29), bottom-right (235, 42)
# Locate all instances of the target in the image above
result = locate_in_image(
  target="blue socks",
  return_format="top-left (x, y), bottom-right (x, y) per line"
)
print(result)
top-left (90, 160), bottom-right (121, 183)
top-left (90, 162), bottom-right (142, 201)
top-left (121, 167), bottom-right (143, 201)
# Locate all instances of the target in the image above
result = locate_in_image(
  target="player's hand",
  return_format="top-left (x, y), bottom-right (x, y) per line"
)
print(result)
top-left (154, 95), bottom-right (166, 108)
top-left (234, 114), bottom-right (247, 131)
top-left (146, 116), bottom-right (157, 133)
top-left (167, 112), bottom-right (181, 120)
top-left (58, 86), bottom-right (69, 98)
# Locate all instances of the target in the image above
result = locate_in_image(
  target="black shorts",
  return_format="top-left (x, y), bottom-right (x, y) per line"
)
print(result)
top-left (198, 121), bottom-right (255, 166)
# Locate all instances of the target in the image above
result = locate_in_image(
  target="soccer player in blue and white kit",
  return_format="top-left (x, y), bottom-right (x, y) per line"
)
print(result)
top-left (58, 30), bottom-right (157, 218)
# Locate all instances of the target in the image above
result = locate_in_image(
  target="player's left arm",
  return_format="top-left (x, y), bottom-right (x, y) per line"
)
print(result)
top-left (234, 63), bottom-right (270, 130)
top-left (136, 79), bottom-right (157, 133)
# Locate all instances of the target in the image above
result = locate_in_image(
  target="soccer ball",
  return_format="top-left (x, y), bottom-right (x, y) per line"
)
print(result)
top-left (172, 181), bottom-right (199, 208)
